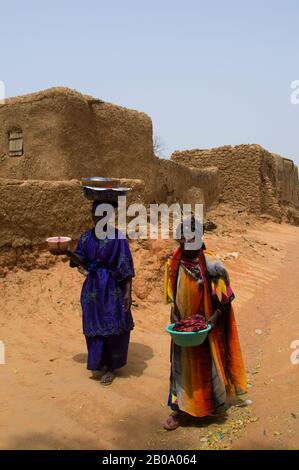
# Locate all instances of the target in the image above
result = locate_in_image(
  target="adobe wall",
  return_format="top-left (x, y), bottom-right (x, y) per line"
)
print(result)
top-left (0, 169), bottom-right (219, 276)
top-left (271, 154), bottom-right (299, 206)
top-left (0, 178), bottom-right (145, 250)
top-left (152, 159), bottom-right (219, 209)
top-left (0, 87), bottom-right (219, 211)
top-left (172, 145), bottom-right (263, 212)
top-left (172, 144), bottom-right (299, 217)
top-left (0, 168), bottom-right (217, 252)
top-left (0, 88), bottom-right (154, 181)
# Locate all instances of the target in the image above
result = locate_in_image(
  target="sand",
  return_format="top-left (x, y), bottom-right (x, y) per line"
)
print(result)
top-left (0, 218), bottom-right (299, 450)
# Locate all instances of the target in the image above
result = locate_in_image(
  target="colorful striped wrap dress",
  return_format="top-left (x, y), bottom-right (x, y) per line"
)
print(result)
top-left (164, 246), bottom-right (247, 417)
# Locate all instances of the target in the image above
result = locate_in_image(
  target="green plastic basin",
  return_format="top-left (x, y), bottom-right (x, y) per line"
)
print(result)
top-left (165, 323), bottom-right (211, 347)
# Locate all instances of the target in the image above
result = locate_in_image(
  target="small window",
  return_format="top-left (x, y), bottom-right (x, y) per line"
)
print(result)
top-left (8, 129), bottom-right (23, 156)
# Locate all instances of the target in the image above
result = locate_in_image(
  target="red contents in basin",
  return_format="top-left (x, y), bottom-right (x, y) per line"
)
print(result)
top-left (173, 314), bottom-right (208, 332)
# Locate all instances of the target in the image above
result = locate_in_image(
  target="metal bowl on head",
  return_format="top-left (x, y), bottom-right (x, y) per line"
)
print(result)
top-left (46, 236), bottom-right (72, 255)
top-left (82, 186), bottom-right (131, 202)
top-left (80, 177), bottom-right (119, 188)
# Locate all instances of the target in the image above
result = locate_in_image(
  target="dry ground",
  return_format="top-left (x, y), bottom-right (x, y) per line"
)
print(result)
top-left (0, 217), bottom-right (298, 450)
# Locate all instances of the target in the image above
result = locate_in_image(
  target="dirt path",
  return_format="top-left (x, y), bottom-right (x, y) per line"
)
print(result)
top-left (232, 227), bottom-right (299, 449)
top-left (0, 221), bottom-right (298, 449)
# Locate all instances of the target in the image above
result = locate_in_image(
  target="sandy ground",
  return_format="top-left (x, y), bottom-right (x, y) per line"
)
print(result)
top-left (0, 219), bottom-right (299, 450)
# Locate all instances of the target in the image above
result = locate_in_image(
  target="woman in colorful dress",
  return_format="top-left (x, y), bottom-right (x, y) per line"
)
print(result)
top-left (163, 217), bottom-right (246, 429)
top-left (70, 199), bottom-right (134, 386)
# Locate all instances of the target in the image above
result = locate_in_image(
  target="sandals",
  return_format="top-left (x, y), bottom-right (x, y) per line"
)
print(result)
top-left (163, 412), bottom-right (189, 431)
top-left (90, 370), bottom-right (102, 381)
top-left (100, 370), bottom-right (115, 386)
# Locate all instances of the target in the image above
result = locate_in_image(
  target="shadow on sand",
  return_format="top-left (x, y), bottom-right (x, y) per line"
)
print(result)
top-left (4, 432), bottom-right (103, 450)
top-left (72, 341), bottom-right (154, 378)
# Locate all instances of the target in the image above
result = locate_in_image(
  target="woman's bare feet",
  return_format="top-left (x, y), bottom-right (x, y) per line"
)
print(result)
top-left (100, 370), bottom-right (115, 386)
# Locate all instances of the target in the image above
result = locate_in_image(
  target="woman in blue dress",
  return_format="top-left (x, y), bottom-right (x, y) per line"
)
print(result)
top-left (71, 200), bottom-right (134, 385)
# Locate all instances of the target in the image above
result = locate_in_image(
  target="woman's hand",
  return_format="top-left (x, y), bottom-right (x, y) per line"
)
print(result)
top-left (77, 266), bottom-right (88, 277)
top-left (208, 308), bottom-right (222, 330)
top-left (123, 277), bottom-right (133, 312)
top-left (123, 291), bottom-right (132, 312)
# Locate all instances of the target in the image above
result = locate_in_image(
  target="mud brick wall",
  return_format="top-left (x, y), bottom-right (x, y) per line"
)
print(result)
top-left (0, 88), bottom-right (154, 182)
top-left (172, 144), bottom-right (299, 216)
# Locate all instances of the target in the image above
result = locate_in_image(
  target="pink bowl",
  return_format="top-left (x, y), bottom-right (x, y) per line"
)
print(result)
top-left (46, 236), bottom-right (72, 254)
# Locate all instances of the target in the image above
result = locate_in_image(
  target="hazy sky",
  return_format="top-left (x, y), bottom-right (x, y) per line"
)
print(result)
top-left (1, 0), bottom-right (299, 164)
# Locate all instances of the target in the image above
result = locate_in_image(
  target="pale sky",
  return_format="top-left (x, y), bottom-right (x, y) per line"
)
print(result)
top-left (1, 0), bottom-right (299, 164)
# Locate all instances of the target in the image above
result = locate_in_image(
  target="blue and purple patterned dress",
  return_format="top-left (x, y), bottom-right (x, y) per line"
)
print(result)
top-left (71, 228), bottom-right (135, 370)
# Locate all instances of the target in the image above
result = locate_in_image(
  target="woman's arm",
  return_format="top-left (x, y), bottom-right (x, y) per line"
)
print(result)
top-left (208, 308), bottom-right (222, 330)
top-left (77, 265), bottom-right (88, 277)
top-left (69, 233), bottom-right (89, 270)
top-left (208, 302), bottom-right (230, 330)
top-left (123, 277), bottom-right (133, 312)
top-left (68, 251), bottom-right (88, 270)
